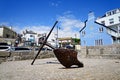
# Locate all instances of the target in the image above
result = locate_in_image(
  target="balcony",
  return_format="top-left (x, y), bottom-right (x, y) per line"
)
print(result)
top-left (107, 28), bottom-right (120, 38)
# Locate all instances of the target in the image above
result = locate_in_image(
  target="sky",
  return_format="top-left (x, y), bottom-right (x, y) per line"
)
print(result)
top-left (0, 0), bottom-right (120, 40)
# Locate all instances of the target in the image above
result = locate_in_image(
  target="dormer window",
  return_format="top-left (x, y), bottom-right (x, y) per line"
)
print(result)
top-left (106, 9), bottom-right (120, 16)
top-left (118, 8), bottom-right (120, 12)
top-left (107, 12), bottom-right (111, 16)
top-left (112, 10), bottom-right (117, 14)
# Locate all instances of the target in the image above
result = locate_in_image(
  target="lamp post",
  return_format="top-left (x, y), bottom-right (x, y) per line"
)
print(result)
top-left (56, 26), bottom-right (59, 48)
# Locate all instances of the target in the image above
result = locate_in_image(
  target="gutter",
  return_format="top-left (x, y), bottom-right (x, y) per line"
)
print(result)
top-left (95, 21), bottom-right (117, 32)
top-left (79, 20), bottom-right (88, 33)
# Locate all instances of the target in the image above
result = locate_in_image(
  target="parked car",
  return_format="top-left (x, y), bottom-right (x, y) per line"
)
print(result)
top-left (65, 45), bottom-right (74, 49)
top-left (34, 47), bottom-right (52, 51)
top-left (0, 42), bottom-right (11, 51)
top-left (0, 42), bottom-right (11, 57)
top-left (11, 47), bottom-right (31, 53)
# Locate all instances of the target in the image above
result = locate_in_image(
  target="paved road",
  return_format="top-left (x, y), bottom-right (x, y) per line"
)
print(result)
top-left (0, 58), bottom-right (120, 80)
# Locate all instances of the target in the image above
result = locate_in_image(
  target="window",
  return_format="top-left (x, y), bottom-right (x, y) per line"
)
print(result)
top-left (30, 35), bottom-right (33, 37)
top-left (6, 34), bottom-right (10, 38)
top-left (109, 18), bottom-right (114, 24)
top-left (118, 26), bottom-right (120, 33)
top-left (101, 21), bottom-right (105, 25)
top-left (95, 40), bottom-right (99, 46)
top-left (100, 39), bottom-right (103, 45)
top-left (119, 8), bottom-right (120, 12)
top-left (107, 10), bottom-right (117, 16)
top-left (99, 27), bottom-right (104, 32)
top-left (107, 12), bottom-right (111, 16)
top-left (82, 31), bottom-right (86, 36)
top-left (119, 16), bottom-right (120, 22)
top-left (95, 39), bottom-right (103, 46)
top-left (112, 10), bottom-right (116, 14)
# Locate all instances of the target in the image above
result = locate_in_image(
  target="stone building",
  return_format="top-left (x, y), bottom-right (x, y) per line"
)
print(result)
top-left (0, 25), bottom-right (17, 38)
top-left (0, 25), bottom-right (17, 44)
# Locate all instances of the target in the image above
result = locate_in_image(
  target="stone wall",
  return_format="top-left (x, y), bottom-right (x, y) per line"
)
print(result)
top-left (1, 44), bottom-right (120, 62)
top-left (0, 50), bottom-right (55, 63)
top-left (7, 50), bottom-right (55, 61)
top-left (79, 44), bottom-right (120, 59)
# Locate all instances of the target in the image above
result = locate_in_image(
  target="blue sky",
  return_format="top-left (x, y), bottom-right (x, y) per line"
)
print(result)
top-left (0, 0), bottom-right (120, 39)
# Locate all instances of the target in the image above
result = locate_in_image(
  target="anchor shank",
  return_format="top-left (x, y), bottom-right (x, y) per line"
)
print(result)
top-left (31, 21), bottom-right (58, 65)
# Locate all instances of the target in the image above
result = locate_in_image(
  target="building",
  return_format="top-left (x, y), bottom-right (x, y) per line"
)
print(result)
top-left (80, 12), bottom-right (113, 46)
top-left (96, 8), bottom-right (120, 44)
top-left (22, 30), bottom-right (37, 46)
top-left (58, 37), bottom-right (73, 47)
top-left (0, 25), bottom-right (17, 44)
top-left (0, 25), bottom-right (17, 38)
top-left (22, 30), bottom-right (46, 46)
top-left (58, 37), bottom-right (80, 48)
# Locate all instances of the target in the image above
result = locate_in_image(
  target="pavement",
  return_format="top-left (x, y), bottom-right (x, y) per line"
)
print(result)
top-left (0, 58), bottom-right (120, 80)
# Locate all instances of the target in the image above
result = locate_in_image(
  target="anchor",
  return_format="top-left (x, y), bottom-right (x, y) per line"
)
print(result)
top-left (31, 21), bottom-right (84, 68)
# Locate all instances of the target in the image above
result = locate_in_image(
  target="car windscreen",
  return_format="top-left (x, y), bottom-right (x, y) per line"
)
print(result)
top-left (15, 48), bottom-right (30, 51)
top-left (0, 46), bottom-right (9, 49)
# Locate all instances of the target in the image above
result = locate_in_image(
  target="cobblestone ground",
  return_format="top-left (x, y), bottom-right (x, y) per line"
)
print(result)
top-left (0, 58), bottom-right (120, 80)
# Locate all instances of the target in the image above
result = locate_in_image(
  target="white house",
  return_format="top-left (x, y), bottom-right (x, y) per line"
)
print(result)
top-left (22, 29), bottom-right (49, 46)
top-left (96, 8), bottom-right (120, 43)
top-left (22, 30), bottom-right (38, 46)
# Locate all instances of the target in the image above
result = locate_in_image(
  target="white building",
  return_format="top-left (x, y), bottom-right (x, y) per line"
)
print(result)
top-left (96, 8), bottom-right (120, 43)
top-left (22, 30), bottom-right (44, 46)
top-left (22, 29), bottom-right (57, 47)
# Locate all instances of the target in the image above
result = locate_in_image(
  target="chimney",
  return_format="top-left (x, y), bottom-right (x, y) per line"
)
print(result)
top-left (88, 11), bottom-right (95, 21)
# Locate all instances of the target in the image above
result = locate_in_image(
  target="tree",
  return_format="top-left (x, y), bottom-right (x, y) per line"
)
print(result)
top-left (72, 38), bottom-right (80, 45)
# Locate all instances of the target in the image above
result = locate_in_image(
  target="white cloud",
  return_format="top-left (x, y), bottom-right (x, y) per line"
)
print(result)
top-left (12, 25), bottom-right (49, 34)
top-left (57, 13), bottom-right (84, 38)
top-left (50, 1), bottom-right (61, 7)
top-left (21, 26), bottom-right (50, 34)
top-left (51, 2), bottom-right (58, 7)
top-left (13, 25), bottom-right (55, 41)
top-left (0, 12), bottom-right (84, 41)
top-left (12, 12), bottom-right (84, 42)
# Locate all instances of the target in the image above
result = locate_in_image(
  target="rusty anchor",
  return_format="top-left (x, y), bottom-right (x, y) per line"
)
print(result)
top-left (31, 21), bottom-right (84, 68)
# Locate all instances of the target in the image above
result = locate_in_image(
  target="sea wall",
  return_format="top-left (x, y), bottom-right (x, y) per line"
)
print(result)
top-left (79, 44), bottom-right (120, 59)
